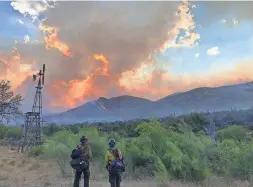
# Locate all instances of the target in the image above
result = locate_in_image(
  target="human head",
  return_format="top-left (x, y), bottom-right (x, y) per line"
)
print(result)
top-left (108, 139), bottom-right (116, 148)
top-left (80, 136), bottom-right (88, 144)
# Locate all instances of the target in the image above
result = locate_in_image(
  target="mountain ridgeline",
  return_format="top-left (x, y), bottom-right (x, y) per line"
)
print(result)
top-left (44, 81), bottom-right (253, 124)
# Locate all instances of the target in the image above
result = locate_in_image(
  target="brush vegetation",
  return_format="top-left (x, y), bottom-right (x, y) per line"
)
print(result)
top-left (2, 114), bottom-right (253, 183)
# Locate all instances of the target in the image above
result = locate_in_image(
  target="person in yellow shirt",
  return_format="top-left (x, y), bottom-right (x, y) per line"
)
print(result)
top-left (105, 139), bottom-right (125, 187)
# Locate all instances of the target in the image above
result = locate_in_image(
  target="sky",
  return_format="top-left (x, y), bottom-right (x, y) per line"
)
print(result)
top-left (1, 0), bottom-right (253, 114)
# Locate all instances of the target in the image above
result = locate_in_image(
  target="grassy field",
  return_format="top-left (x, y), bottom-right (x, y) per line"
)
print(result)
top-left (0, 147), bottom-right (156, 187)
top-left (0, 146), bottom-right (252, 187)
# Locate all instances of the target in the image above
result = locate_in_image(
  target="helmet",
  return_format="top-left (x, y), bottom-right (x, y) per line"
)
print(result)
top-left (80, 136), bottom-right (88, 143)
top-left (108, 139), bottom-right (116, 147)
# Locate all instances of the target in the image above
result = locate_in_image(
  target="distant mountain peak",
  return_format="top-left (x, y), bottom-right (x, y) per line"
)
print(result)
top-left (97, 95), bottom-right (151, 102)
top-left (44, 81), bottom-right (253, 124)
top-left (98, 97), bottom-right (108, 101)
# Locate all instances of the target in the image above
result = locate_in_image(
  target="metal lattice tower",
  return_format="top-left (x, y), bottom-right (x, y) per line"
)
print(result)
top-left (19, 64), bottom-right (45, 153)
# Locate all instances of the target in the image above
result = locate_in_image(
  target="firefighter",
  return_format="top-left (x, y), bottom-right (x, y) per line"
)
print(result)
top-left (72, 136), bottom-right (92, 187)
top-left (105, 139), bottom-right (125, 187)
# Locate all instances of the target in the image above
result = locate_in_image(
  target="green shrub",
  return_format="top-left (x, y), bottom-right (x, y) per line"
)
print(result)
top-left (37, 119), bottom-right (253, 182)
top-left (0, 125), bottom-right (7, 139)
top-left (28, 146), bottom-right (44, 157)
top-left (216, 125), bottom-right (250, 142)
top-left (43, 124), bottom-right (62, 136)
top-left (6, 127), bottom-right (22, 140)
top-left (64, 125), bottom-right (80, 134)
top-left (107, 132), bottom-right (121, 142)
top-left (43, 130), bottom-right (76, 175)
top-left (43, 128), bottom-right (109, 175)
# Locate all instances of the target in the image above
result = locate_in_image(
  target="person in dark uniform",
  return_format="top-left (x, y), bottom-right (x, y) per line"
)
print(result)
top-left (72, 136), bottom-right (92, 187)
top-left (105, 139), bottom-right (125, 187)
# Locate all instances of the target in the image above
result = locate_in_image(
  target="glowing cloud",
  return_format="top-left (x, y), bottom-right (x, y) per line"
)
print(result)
top-left (160, 0), bottom-right (200, 52)
top-left (39, 24), bottom-right (72, 57)
top-left (49, 54), bottom-right (111, 108)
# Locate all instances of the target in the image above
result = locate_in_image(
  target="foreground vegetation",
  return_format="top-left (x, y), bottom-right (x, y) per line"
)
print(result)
top-left (41, 121), bottom-right (253, 182)
top-left (1, 146), bottom-right (251, 187)
top-left (2, 114), bottom-right (253, 184)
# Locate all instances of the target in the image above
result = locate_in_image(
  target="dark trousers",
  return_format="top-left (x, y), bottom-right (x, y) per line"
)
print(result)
top-left (109, 171), bottom-right (121, 187)
top-left (73, 169), bottom-right (90, 187)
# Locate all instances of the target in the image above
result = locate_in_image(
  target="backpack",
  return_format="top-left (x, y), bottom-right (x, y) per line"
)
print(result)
top-left (70, 148), bottom-right (89, 170)
top-left (108, 149), bottom-right (125, 173)
top-left (70, 148), bottom-right (81, 159)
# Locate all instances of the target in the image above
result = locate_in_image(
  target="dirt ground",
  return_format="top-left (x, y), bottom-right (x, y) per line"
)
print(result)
top-left (0, 147), bottom-right (161, 187)
top-left (0, 146), bottom-right (251, 187)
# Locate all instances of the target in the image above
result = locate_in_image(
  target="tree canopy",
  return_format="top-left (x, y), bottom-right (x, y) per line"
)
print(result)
top-left (0, 80), bottom-right (22, 123)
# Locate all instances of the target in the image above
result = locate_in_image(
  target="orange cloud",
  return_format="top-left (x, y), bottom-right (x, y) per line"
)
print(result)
top-left (120, 60), bottom-right (253, 100)
top-left (0, 56), bottom-right (34, 92)
top-left (48, 54), bottom-right (112, 108)
top-left (39, 24), bottom-right (72, 57)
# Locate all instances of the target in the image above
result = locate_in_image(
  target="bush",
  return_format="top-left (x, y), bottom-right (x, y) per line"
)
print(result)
top-left (37, 119), bottom-right (253, 182)
top-left (0, 125), bottom-right (22, 140)
top-left (5, 127), bottom-right (22, 140)
top-left (28, 146), bottom-right (44, 157)
top-left (0, 125), bottom-right (7, 139)
top-left (78, 127), bottom-right (108, 160)
top-left (43, 130), bottom-right (76, 175)
top-left (43, 124), bottom-right (62, 136)
top-left (216, 125), bottom-right (250, 142)
top-left (43, 128), bottom-right (109, 175)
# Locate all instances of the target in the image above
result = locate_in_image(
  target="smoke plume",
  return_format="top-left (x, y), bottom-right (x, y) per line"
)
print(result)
top-left (4, 0), bottom-right (253, 113)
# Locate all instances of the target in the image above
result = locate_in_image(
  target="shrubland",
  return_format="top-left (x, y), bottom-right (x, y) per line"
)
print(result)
top-left (0, 125), bottom-right (22, 141)
top-left (1, 113), bottom-right (253, 184)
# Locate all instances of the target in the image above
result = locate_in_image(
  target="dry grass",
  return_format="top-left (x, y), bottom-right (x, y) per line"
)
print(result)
top-left (0, 146), bottom-right (252, 187)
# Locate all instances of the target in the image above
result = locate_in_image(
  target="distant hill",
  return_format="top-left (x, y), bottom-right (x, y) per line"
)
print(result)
top-left (44, 95), bottom-right (152, 124)
top-left (144, 81), bottom-right (253, 118)
top-left (41, 81), bottom-right (253, 124)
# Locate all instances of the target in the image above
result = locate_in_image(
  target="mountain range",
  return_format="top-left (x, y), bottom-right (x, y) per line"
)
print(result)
top-left (42, 81), bottom-right (253, 124)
